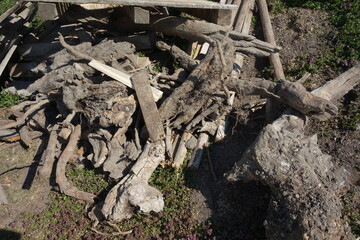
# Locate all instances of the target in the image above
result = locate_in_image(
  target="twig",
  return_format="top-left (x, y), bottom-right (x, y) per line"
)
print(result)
top-left (0, 99), bottom-right (51, 131)
top-left (216, 40), bottom-right (226, 67)
top-left (58, 33), bottom-right (93, 61)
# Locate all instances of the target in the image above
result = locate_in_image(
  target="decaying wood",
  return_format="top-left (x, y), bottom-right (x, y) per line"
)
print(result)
top-left (56, 125), bottom-right (96, 203)
top-left (132, 70), bottom-right (165, 142)
top-left (95, 141), bottom-right (165, 222)
top-left (226, 64), bottom-right (360, 240)
top-left (0, 99), bottom-right (51, 131)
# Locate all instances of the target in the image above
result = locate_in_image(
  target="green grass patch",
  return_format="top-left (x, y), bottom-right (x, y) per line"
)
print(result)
top-left (0, 0), bottom-right (18, 15)
top-left (0, 91), bottom-right (27, 108)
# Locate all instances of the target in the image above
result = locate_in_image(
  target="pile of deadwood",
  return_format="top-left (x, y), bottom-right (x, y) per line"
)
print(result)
top-left (0, 1), bottom-right (360, 239)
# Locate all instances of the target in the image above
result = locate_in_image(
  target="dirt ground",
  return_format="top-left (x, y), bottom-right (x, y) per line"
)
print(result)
top-left (0, 5), bottom-right (359, 240)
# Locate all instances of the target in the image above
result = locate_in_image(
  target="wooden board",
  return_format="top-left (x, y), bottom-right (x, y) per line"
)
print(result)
top-left (131, 70), bottom-right (165, 143)
top-left (29, 0), bottom-right (238, 10)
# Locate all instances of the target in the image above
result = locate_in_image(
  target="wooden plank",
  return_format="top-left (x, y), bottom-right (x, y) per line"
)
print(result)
top-left (0, 43), bottom-right (18, 77)
top-left (88, 60), bottom-right (163, 101)
top-left (131, 70), bottom-right (165, 143)
top-left (29, 0), bottom-right (238, 10)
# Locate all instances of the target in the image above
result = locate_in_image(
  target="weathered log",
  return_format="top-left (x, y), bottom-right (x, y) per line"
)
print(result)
top-left (56, 125), bottom-right (96, 203)
top-left (232, 78), bottom-right (338, 119)
top-left (226, 64), bottom-right (360, 240)
top-left (151, 16), bottom-right (280, 54)
top-left (98, 141), bottom-right (165, 222)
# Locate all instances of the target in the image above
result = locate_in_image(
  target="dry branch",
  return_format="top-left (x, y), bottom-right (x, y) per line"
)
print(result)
top-left (0, 99), bottom-right (51, 131)
top-left (56, 125), bottom-right (96, 203)
top-left (39, 125), bottom-right (60, 178)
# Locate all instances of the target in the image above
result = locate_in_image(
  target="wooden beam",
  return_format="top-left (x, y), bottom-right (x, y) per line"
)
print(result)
top-left (180, 8), bottom-right (233, 26)
top-left (131, 70), bottom-right (165, 143)
top-left (29, 0), bottom-right (238, 10)
top-left (124, 6), bottom-right (150, 24)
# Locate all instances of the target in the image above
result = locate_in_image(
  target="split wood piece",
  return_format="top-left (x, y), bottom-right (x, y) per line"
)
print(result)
top-left (240, 0), bottom-right (255, 34)
top-left (187, 133), bottom-right (209, 169)
top-left (0, 99), bottom-right (51, 131)
top-left (185, 103), bottom-right (220, 132)
top-left (156, 41), bottom-right (199, 72)
top-left (233, 0), bottom-right (254, 32)
top-left (18, 124), bottom-right (32, 147)
top-left (230, 0), bottom-right (242, 27)
top-left (58, 33), bottom-right (163, 101)
top-left (39, 125), bottom-right (60, 178)
top-left (100, 141), bottom-right (165, 222)
top-left (232, 0), bottom-right (255, 69)
top-left (0, 183), bottom-right (8, 205)
top-left (172, 131), bottom-right (192, 169)
top-left (226, 65), bottom-right (360, 240)
top-left (165, 123), bottom-right (173, 159)
top-left (56, 125), bottom-right (96, 203)
top-left (297, 72), bottom-right (311, 84)
top-left (131, 70), bottom-right (165, 143)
